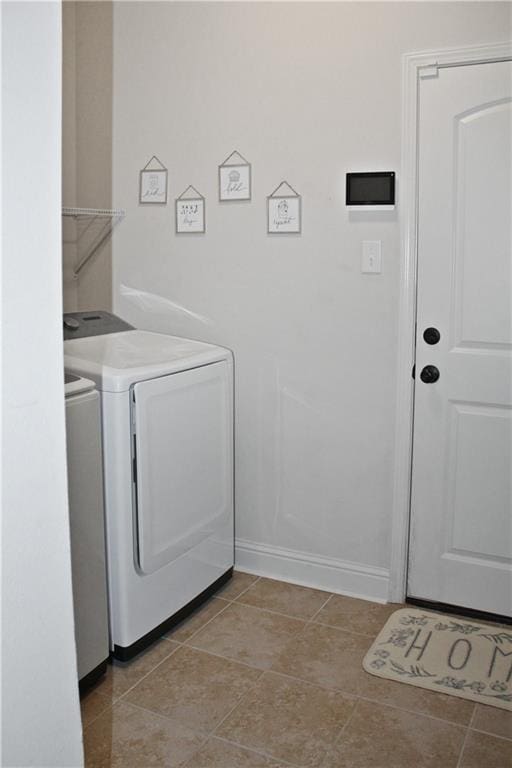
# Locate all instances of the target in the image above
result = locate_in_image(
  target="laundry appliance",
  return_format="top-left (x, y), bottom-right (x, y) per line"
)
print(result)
top-left (65, 372), bottom-right (109, 686)
top-left (64, 311), bottom-right (234, 660)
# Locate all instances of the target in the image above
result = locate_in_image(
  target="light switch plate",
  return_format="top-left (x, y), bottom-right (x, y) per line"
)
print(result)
top-left (362, 240), bottom-right (382, 273)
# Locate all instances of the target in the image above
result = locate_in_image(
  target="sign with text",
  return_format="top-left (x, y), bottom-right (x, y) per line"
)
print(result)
top-left (139, 156), bottom-right (168, 205)
top-left (267, 181), bottom-right (301, 234)
top-left (219, 151), bottom-right (251, 202)
top-left (175, 186), bottom-right (206, 234)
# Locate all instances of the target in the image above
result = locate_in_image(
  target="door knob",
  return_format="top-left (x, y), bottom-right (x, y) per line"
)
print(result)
top-left (420, 365), bottom-right (440, 383)
top-left (423, 327), bottom-right (440, 345)
top-left (64, 317), bottom-right (80, 331)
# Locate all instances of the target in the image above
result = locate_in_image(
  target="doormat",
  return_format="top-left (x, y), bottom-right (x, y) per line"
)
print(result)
top-left (363, 608), bottom-right (511, 711)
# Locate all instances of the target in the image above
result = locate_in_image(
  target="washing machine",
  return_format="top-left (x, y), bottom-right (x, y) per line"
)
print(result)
top-left (64, 311), bottom-right (234, 660)
top-left (65, 372), bottom-right (109, 686)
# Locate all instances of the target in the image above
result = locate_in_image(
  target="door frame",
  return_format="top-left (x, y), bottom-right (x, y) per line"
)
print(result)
top-left (389, 41), bottom-right (512, 603)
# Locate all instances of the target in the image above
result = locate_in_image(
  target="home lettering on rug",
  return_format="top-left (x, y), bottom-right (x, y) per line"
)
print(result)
top-left (405, 628), bottom-right (512, 679)
top-left (447, 639), bottom-right (472, 670)
top-left (404, 629), bottom-right (433, 661)
top-left (488, 645), bottom-right (512, 682)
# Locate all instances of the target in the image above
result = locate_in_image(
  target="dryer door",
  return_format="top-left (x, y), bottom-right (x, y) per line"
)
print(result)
top-left (132, 360), bottom-right (233, 575)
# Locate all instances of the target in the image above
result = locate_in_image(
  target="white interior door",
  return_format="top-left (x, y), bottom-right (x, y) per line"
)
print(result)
top-left (408, 59), bottom-right (512, 617)
top-left (133, 361), bottom-right (233, 575)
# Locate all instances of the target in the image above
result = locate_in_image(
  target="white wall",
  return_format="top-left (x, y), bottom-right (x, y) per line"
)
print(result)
top-left (62, 0), bottom-right (79, 310)
top-left (2, 2), bottom-right (84, 765)
top-left (62, 1), bottom-right (113, 313)
top-left (112, 2), bottom-right (511, 599)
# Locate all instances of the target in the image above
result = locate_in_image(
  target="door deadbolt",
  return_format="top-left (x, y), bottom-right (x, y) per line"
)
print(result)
top-left (423, 327), bottom-right (441, 345)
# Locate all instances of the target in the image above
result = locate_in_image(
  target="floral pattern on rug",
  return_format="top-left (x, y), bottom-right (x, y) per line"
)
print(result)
top-left (363, 608), bottom-right (512, 711)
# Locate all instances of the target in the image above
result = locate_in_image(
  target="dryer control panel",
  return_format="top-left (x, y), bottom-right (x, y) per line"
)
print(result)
top-left (63, 311), bottom-right (134, 340)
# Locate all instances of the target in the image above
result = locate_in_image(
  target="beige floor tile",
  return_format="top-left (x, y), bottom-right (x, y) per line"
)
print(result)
top-left (165, 598), bottom-right (229, 643)
top-left (124, 645), bottom-right (261, 734)
top-left (188, 602), bottom-right (305, 670)
top-left (272, 622), bottom-right (372, 695)
top-left (273, 621), bottom-right (475, 725)
top-left (185, 737), bottom-right (291, 767)
top-left (84, 700), bottom-right (203, 768)
top-left (359, 669), bottom-right (475, 726)
top-left (81, 689), bottom-right (112, 728)
top-left (459, 730), bottom-right (512, 768)
top-left (235, 577), bottom-right (330, 620)
top-left (94, 638), bottom-right (180, 700)
top-left (216, 571), bottom-right (259, 601)
top-left (217, 671), bottom-right (355, 767)
top-left (472, 704), bottom-right (512, 740)
top-left (325, 699), bottom-right (466, 768)
top-left (314, 594), bottom-right (398, 636)
top-left (79, 578), bottom-right (510, 768)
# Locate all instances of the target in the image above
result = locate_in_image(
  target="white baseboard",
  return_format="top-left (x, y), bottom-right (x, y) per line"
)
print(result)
top-left (235, 538), bottom-right (390, 603)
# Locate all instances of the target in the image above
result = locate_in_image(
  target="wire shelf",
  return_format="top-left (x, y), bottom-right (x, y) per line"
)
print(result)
top-left (62, 207), bottom-right (125, 275)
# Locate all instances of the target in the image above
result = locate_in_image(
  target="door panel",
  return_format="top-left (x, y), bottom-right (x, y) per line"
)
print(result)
top-left (408, 60), bottom-right (512, 616)
top-left (454, 99), bottom-right (511, 348)
top-left (446, 403), bottom-right (511, 560)
top-left (133, 361), bottom-right (233, 575)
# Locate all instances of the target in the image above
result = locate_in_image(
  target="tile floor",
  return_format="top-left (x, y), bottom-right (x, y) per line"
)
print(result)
top-left (81, 572), bottom-right (512, 767)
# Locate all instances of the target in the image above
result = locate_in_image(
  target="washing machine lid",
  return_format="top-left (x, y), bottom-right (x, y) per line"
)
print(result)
top-left (64, 372), bottom-right (96, 398)
top-left (64, 330), bottom-right (232, 393)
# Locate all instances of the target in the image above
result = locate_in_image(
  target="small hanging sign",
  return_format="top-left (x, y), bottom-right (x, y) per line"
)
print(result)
top-left (218, 150), bottom-right (251, 202)
top-left (139, 156), bottom-right (168, 205)
top-left (175, 185), bottom-right (206, 234)
top-left (267, 181), bottom-right (301, 234)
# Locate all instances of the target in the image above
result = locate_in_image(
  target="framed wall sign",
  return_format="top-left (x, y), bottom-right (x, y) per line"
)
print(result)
top-left (175, 185), bottom-right (206, 233)
top-left (218, 150), bottom-right (251, 201)
top-left (139, 156), bottom-right (168, 205)
top-left (267, 181), bottom-right (301, 234)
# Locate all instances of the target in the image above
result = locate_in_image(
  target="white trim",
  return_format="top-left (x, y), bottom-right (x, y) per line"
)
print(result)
top-left (389, 41), bottom-right (512, 603)
top-left (235, 539), bottom-right (390, 603)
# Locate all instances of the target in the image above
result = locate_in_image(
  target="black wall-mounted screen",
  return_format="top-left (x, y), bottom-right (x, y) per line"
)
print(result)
top-left (346, 172), bottom-right (395, 205)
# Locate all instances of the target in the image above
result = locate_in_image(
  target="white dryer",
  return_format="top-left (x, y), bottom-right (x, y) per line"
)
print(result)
top-left (64, 311), bottom-right (234, 660)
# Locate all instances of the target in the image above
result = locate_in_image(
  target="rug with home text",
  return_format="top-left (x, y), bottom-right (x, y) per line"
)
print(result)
top-left (363, 608), bottom-right (511, 711)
